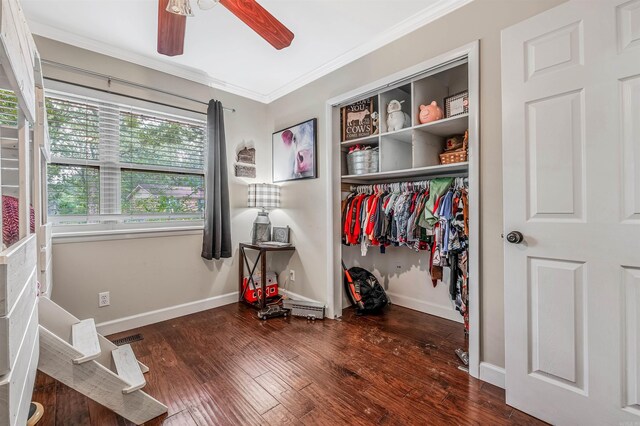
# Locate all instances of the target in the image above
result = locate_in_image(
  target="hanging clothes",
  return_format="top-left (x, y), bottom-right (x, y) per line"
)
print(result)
top-left (341, 177), bottom-right (470, 329)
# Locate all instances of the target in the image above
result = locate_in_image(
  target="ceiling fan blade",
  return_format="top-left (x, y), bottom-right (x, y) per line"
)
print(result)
top-left (219, 0), bottom-right (294, 50)
top-left (157, 0), bottom-right (186, 56)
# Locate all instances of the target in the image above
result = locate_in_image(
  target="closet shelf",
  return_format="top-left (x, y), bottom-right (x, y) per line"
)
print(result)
top-left (378, 126), bottom-right (412, 140)
top-left (413, 114), bottom-right (468, 136)
top-left (341, 162), bottom-right (468, 183)
top-left (340, 134), bottom-right (379, 148)
top-left (339, 114), bottom-right (469, 149)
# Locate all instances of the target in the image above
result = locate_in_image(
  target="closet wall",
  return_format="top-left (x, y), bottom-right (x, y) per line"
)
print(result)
top-left (267, 0), bottom-right (566, 369)
top-left (35, 36), bottom-right (272, 327)
top-left (343, 239), bottom-right (462, 322)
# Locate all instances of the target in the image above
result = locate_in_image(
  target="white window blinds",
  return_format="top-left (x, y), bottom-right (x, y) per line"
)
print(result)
top-left (46, 91), bottom-right (206, 230)
top-left (0, 89), bottom-right (19, 127)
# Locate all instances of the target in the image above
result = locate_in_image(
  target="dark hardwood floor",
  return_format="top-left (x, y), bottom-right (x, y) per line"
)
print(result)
top-left (32, 303), bottom-right (544, 425)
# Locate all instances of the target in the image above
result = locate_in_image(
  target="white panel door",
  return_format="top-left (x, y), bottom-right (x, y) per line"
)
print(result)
top-left (502, 0), bottom-right (640, 424)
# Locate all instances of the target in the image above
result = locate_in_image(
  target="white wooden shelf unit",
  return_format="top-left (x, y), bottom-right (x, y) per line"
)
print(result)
top-left (328, 42), bottom-right (480, 379)
top-left (340, 62), bottom-right (469, 179)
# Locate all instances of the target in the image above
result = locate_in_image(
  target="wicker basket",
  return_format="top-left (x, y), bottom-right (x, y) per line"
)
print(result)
top-left (439, 149), bottom-right (467, 164)
top-left (440, 131), bottom-right (468, 164)
top-left (347, 149), bottom-right (379, 175)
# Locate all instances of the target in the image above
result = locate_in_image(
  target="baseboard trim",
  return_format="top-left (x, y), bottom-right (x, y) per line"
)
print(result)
top-left (280, 289), bottom-right (321, 304)
top-left (96, 291), bottom-right (239, 336)
top-left (386, 291), bottom-right (463, 323)
top-left (479, 362), bottom-right (505, 389)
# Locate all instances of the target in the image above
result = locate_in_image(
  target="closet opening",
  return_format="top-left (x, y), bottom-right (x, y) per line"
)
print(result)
top-left (325, 41), bottom-right (480, 378)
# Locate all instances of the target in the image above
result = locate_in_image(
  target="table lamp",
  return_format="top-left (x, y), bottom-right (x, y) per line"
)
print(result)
top-left (247, 183), bottom-right (280, 244)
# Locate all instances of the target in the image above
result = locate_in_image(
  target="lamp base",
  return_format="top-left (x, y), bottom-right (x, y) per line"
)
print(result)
top-left (251, 211), bottom-right (271, 244)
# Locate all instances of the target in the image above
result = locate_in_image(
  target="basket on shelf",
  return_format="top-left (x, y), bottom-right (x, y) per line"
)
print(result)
top-left (347, 147), bottom-right (379, 175)
top-left (439, 149), bottom-right (467, 164)
top-left (439, 130), bottom-right (468, 165)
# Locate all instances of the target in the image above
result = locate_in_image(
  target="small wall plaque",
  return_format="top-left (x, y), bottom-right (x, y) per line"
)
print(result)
top-left (237, 147), bottom-right (256, 164)
top-left (235, 164), bottom-right (256, 178)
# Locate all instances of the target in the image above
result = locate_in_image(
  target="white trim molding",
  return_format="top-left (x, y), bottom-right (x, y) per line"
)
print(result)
top-left (28, 20), bottom-right (268, 103)
top-left (52, 227), bottom-right (203, 244)
top-left (280, 289), bottom-right (323, 305)
top-left (95, 291), bottom-right (238, 336)
top-left (479, 362), bottom-right (506, 389)
top-left (386, 292), bottom-right (464, 324)
top-left (265, 0), bottom-right (473, 102)
top-left (27, 0), bottom-right (471, 104)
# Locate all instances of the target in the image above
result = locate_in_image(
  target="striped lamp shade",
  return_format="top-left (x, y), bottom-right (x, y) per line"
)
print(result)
top-left (247, 183), bottom-right (280, 209)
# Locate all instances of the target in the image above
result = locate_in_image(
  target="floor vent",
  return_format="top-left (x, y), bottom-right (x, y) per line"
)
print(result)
top-left (111, 333), bottom-right (144, 346)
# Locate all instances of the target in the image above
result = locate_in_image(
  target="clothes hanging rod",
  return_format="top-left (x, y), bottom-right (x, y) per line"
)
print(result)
top-left (41, 59), bottom-right (236, 113)
top-left (349, 180), bottom-right (430, 191)
top-left (348, 176), bottom-right (467, 193)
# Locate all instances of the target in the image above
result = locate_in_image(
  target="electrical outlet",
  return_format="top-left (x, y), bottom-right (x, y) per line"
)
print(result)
top-left (289, 269), bottom-right (295, 281)
top-left (98, 291), bottom-right (110, 307)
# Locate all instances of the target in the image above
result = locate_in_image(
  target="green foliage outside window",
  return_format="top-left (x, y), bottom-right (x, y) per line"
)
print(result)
top-left (121, 169), bottom-right (204, 216)
top-left (47, 164), bottom-right (100, 216)
top-left (47, 98), bottom-right (100, 160)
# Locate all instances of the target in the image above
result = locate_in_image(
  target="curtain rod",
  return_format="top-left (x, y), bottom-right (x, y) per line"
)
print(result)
top-left (41, 59), bottom-right (236, 113)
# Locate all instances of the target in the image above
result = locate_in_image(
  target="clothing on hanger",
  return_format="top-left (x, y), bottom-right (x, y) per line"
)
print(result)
top-left (341, 177), bottom-right (469, 328)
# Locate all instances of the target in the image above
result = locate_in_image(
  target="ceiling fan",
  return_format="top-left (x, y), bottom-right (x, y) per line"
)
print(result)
top-left (157, 0), bottom-right (295, 56)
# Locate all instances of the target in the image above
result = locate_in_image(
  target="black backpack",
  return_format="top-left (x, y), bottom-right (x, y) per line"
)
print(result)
top-left (344, 267), bottom-right (389, 314)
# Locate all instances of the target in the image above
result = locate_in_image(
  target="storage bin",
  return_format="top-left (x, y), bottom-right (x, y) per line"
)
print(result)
top-left (347, 148), bottom-right (379, 175)
top-left (439, 149), bottom-right (467, 164)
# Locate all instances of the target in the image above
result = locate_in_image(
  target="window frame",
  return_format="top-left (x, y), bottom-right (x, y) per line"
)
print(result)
top-left (45, 81), bottom-right (207, 237)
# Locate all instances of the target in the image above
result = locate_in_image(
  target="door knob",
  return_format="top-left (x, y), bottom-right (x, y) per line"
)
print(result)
top-left (506, 231), bottom-right (524, 244)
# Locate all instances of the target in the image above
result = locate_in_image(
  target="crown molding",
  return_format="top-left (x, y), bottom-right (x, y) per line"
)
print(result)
top-left (27, 0), bottom-right (472, 105)
top-left (263, 0), bottom-right (472, 103)
top-left (27, 19), bottom-right (270, 103)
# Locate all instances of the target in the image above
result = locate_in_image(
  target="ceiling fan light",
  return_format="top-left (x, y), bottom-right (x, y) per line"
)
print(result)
top-left (197, 0), bottom-right (218, 10)
top-left (166, 0), bottom-right (194, 16)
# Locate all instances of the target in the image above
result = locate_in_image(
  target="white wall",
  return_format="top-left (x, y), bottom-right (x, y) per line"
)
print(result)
top-left (36, 36), bottom-right (271, 325)
top-left (266, 0), bottom-right (566, 368)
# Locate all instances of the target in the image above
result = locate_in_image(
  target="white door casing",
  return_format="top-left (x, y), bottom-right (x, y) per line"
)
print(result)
top-left (502, 0), bottom-right (640, 424)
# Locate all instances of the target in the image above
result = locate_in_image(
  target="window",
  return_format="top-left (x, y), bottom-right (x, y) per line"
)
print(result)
top-left (46, 91), bottom-right (206, 232)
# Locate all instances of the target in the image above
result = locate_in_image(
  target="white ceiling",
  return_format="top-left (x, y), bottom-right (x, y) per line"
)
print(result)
top-left (22, 0), bottom-right (470, 103)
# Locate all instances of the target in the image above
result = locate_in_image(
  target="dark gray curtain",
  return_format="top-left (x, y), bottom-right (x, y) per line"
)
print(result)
top-left (201, 100), bottom-right (231, 260)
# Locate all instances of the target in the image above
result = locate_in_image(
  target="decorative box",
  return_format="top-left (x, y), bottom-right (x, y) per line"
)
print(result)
top-left (444, 91), bottom-right (469, 118)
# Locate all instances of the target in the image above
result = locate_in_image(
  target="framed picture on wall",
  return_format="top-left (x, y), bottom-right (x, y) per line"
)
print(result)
top-left (272, 118), bottom-right (318, 182)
